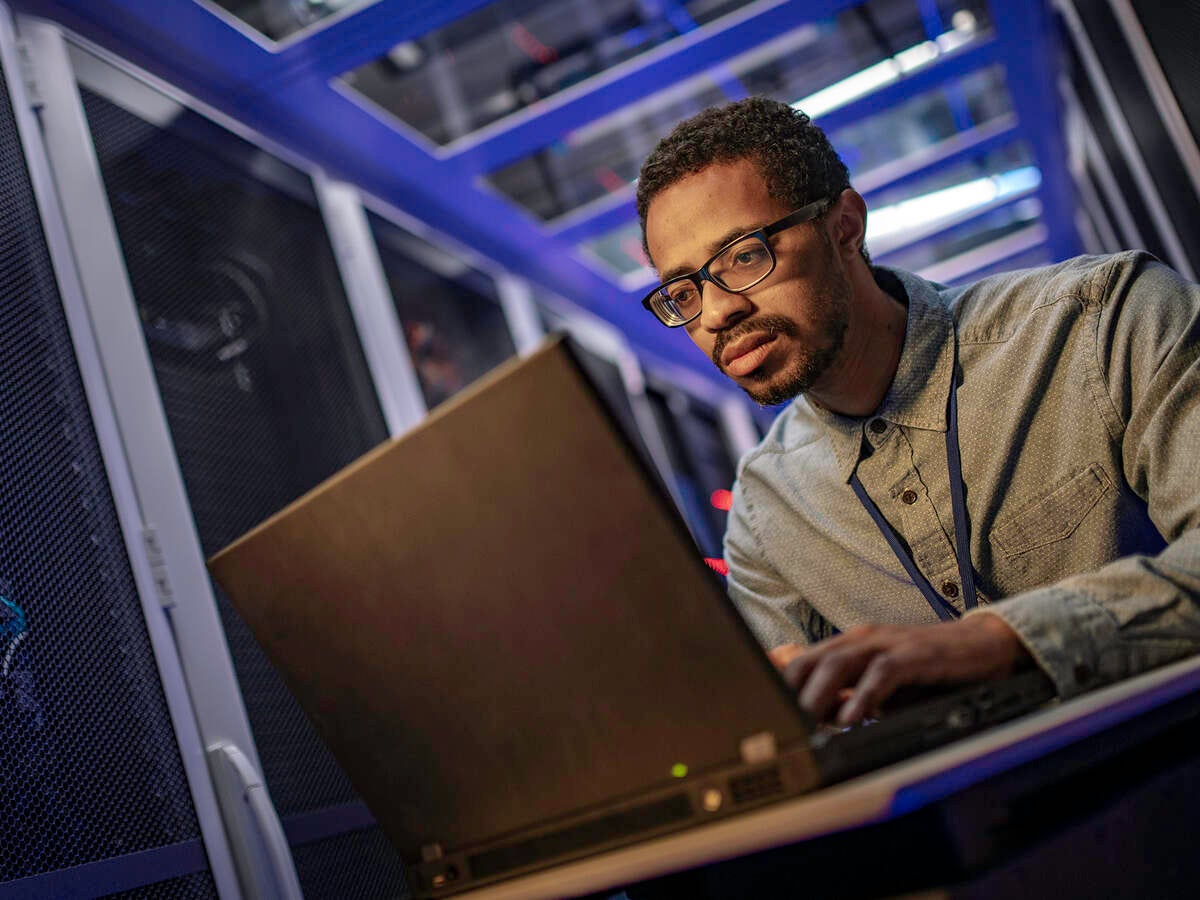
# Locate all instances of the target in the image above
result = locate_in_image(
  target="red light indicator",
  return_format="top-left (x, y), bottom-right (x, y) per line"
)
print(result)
top-left (710, 489), bottom-right (733, 511)
top-left (704, 558), bottom-right (729, 576)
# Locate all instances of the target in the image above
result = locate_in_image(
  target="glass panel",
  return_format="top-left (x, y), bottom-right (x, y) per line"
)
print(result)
top-left (368, 212), bottom-right (517, 409)
top-left (340, 0), bottom-right (760, 145)
top-left (487, 0), bottom-right (994, 221)
top-left (205, 0), bottom-right (370, 42)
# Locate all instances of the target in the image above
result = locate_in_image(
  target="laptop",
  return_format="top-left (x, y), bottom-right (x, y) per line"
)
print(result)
top-left (208, 336), bottom-right (1054, 897)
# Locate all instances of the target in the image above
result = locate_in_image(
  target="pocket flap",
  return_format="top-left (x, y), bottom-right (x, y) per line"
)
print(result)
top-left (991, 463), bottom-right (1112, 558)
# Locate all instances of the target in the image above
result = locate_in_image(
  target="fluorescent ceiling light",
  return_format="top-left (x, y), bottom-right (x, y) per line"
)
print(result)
top-left (793, 18), bottom-right (977, 119)
top-left (866, 166), bottom-right (1042, 243)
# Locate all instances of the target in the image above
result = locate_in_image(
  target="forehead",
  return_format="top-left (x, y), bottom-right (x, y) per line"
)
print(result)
top-left (644, 158), bottom-right (790, 274)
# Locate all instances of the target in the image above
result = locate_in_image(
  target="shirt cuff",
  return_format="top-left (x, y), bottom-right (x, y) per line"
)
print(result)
top-left (965, 587), bottom-right (1121, 698)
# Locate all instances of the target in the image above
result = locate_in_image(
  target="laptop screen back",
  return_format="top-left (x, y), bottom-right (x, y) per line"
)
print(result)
top-left (209, 337), bottom-right (813, 860)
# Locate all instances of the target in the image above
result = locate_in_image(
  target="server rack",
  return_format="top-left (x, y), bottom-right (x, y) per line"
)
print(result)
top-left (7, 8), bottom-right (791, 898)
top-left (23, 17), bottom-right (407, 897)
top-left (0, 6), bottom-right (239, 897)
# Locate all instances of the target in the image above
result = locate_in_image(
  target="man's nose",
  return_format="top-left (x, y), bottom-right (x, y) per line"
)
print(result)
top-left (699, 279), bottom-right (752, 332)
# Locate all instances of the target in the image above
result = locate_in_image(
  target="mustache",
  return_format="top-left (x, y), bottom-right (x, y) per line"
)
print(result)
top-left (711, 315), bottom-right (799, 369)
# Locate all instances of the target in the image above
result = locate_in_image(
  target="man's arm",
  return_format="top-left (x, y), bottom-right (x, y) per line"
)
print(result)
top-left (724, 478), bottom-right (835, 648)
top-left (783, 256), bottom-right (1200, 722)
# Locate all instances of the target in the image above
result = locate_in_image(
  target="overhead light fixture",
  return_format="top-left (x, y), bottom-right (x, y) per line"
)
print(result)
top-left (866, 166), bottom-right (1042, 244)
top-left (793, 18), bottom-right (977, 119)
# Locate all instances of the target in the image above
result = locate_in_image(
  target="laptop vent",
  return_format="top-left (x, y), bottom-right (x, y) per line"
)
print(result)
top-left (729, 766), bottom-right (784, 806)
top-left (466, 792), bottom-right (692, 880)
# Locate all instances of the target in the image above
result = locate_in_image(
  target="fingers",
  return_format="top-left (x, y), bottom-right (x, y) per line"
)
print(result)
top-left (768, 643), bottom-right (805, 672)
top-left (785, 626), bottom-right (883, 721)
top-left (777, 617), bottom-right (1029, 724)
top-left (834, 642), bottom-right (934, 725)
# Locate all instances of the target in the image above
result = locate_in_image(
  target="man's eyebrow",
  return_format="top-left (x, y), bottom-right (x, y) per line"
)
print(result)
top-left (659, 222), bottom-right (766, 282)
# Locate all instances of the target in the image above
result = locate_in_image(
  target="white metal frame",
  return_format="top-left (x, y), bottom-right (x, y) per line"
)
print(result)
top-left (493, 271), bottom-right (549, 357)
top-left (315, 172), bottom-right (429, 435)
top-left (3, 7), bottom-right (244, 897)
top-left (357, 186), bottom-right (549, 366)
top-left (19, 15), bottom-right (302, 898)
top-left (191, 0), bottom-right (380, 53)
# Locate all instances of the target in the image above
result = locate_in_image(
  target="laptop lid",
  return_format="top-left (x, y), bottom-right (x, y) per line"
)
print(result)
top-left (208, 336), bottom-right (816, 865)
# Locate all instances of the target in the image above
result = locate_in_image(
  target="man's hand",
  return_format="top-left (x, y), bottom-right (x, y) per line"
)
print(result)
top-left (769, 615), bottom-right (1032, 725)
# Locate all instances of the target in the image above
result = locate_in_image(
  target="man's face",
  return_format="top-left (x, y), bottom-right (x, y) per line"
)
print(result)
top-left (644, 159), bottom-right (851, 406)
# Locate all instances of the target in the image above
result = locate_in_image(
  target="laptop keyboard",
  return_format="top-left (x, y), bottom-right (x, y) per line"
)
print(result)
top-left (809, 669), bottom-right (1057, 785)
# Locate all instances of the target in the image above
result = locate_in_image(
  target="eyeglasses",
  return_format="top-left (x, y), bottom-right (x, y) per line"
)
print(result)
top-left (641, 198), bottom-right (830, 328)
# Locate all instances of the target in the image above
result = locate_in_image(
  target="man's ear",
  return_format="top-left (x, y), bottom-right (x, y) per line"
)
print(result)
top-left (829, 189), bottom-right (868, 260)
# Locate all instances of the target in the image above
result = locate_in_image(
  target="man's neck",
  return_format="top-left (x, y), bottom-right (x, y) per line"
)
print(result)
top-left (808, 268), bottom-right (909, 418)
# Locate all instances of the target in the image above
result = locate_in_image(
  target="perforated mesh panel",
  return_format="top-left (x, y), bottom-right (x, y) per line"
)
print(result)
top-left (77, 67), bottom-right (406, 891)
top-left (291, 827), bottom-right (411, 899)
top-left (0, 63), bottom-right (212, 891)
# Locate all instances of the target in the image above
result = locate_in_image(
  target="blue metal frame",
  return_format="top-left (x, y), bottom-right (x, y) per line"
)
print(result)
top-left (281, 802), bottom-right (377, 846)
top-left (0, 840), bottom-right (208, 900)
top-left (552, 115), bottom-right (1019, 249)
top-left (990, 0), bottom-right (1083, 261)
top-left (807, 35), bottom-right (1003, 136)
top-left (6, 0), bottom-right (1082, 386)
top-left (441, 0), bottom-right (862, 172)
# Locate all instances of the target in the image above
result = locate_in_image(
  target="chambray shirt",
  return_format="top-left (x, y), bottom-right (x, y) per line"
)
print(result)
top-left (725, 251), bottom-right (1200, 698)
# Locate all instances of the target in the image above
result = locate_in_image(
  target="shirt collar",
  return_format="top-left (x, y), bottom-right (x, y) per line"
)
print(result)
top-left (794, 266), bottom-right (957, 483)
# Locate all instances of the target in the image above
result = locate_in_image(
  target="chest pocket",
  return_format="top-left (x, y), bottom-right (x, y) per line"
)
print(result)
top-left (991, 462), bottom-right (1113, 558)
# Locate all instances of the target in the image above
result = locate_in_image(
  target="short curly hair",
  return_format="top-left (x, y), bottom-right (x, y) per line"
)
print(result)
top-left (637, 97), bottom-right (854, 263)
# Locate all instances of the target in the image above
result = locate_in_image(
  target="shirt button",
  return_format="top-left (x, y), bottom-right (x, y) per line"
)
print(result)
top-left (869, 418), bottom-right (888, 434)
top-left (941, 581), bottom-right (960, 598)
top-left (901, 489), bottom-right (918, 505)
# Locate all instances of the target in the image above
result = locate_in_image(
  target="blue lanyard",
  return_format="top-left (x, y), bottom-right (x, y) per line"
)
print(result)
top-left (848, 377), bottom-right (978, 621)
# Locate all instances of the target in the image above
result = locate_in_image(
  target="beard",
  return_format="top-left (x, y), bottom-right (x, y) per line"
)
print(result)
top-left (710, 271), bottom-right (851, 407)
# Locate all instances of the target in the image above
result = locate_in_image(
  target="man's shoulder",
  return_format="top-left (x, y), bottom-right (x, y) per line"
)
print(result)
top-left (919, 251), bottom-right (1153, 339)
top-left (736, 399), bottom-right (824, 473)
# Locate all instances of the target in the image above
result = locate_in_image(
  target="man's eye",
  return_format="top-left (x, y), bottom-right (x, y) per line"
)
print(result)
top-left (668, 285), bottom-right (699, 306)
top-left (732, 246), bottom-right (769, 266)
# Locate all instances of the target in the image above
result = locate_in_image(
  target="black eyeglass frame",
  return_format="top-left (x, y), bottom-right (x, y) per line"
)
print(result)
top-left (641, 198), bottom-right (831, 328)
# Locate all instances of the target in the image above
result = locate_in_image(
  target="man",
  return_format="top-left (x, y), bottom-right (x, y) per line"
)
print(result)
top-left (637, 97), bottom-right (1200, 725)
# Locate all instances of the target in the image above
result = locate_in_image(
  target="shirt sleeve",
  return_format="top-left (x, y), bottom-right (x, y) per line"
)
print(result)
top-left (971, 256), bottom-right (1200, 698)
top-left (725, 477), bottom-right (832, 649)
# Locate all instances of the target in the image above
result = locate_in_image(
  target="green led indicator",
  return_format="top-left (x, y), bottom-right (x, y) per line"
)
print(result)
top-left (671, 763), bottom-right (688, 778)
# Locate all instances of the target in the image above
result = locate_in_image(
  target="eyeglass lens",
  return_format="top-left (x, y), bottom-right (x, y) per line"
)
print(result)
top-left (649, 234), bottom-right (774, 324)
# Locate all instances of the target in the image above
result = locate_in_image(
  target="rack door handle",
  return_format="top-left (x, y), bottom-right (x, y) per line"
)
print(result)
top-left (208, 741), bottom-right (303, 900)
